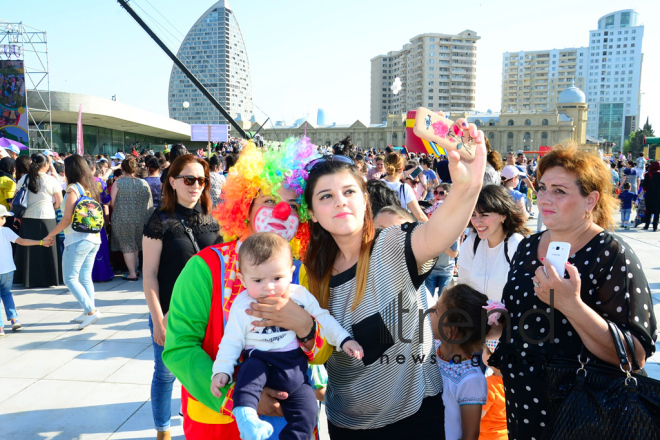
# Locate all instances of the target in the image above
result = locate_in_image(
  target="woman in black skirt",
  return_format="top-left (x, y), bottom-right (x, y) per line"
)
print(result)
top-left (14, 154), bottom-right (64, 287)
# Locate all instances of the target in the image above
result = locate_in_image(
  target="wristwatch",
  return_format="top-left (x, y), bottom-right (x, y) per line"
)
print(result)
top-left (297, 319), bottom-right (317, 343)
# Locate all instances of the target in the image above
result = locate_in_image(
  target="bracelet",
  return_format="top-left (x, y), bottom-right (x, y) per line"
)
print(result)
top-left (40, 240), bottom-right (43, 246)
top-left (297, 319), bottom-right (317, 343)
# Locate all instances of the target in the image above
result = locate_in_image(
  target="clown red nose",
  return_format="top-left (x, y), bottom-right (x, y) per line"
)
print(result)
top-left (272, 201), bottom-right (291, 220)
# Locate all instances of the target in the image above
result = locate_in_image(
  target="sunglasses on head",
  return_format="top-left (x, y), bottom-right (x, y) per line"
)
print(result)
top-left (174, 175), bottom-right (209, 186)
top-left (434, 190), bottom-right (446, 195)
top-left (304, 155), bottom-right (355, 174)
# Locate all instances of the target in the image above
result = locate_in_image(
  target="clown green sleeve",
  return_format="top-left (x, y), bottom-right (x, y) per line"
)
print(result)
top-left (163, 256), bottom-right (223, 411)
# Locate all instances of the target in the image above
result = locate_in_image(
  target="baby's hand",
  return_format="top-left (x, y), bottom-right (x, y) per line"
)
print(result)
top-left (211, 373), bottom-right (230, 398)
top-left (342, 339), bottom-right (364, 360)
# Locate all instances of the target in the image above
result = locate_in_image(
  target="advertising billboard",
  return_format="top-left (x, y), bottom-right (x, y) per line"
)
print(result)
top-left (0, 60), bottom-right (28, 147)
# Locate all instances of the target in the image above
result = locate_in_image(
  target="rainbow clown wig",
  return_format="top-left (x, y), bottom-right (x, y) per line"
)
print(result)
top-left (212, 137), bottom-right (318, 260)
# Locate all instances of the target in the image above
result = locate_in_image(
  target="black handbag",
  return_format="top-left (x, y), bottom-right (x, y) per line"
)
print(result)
top-left (543, 321), bottom-right (660, 440)
top-left (10, 176), bottom-right (29, 218)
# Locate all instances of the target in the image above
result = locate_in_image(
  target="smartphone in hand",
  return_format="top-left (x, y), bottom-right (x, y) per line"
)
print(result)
top-left (412, 107), bottom-right (477, 160)
top-left (545, 242), bottom-right (571, 278)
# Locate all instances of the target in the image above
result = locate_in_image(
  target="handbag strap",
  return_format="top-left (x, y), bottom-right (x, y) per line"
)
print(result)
top-left (175, 212), bottom-right (200, 253)
top-left (621, 329), bottom-right (642, 371)
top-left (606, 320), bottom-right (630, 369)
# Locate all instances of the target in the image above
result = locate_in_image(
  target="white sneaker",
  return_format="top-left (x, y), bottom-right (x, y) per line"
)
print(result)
top-left (78, 311), bottom-right (102, 330)
top-left (72, 313), bottom-right (87, 323)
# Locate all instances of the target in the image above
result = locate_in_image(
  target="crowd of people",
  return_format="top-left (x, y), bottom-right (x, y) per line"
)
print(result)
top-left (0, 132), bottom-right (657, 440)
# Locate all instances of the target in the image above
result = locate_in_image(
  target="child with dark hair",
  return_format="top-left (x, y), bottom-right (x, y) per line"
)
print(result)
top-left (210, 232), bottom-right (363, 440)
top-left (618, 181), bottom-right (637, 229)
top-left (429, 283), bottom-right (506, 440)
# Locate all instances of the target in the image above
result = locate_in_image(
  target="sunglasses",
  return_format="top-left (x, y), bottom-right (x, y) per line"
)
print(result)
top-left (304, 155), bottom-right (355, 173)
top-left (174, 175), bottom-right (209, 186)
top-left (434, 190), bottom-right (446, 195)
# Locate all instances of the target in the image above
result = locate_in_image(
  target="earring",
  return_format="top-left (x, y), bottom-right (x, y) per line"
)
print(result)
top-left (244, 219), bottom-right (249, 224)
top-left (585, 210), bottom-right (592, 219)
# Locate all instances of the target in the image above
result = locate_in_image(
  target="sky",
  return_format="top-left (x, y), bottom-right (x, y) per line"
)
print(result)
top-left (7, 0), bottom-right (660, 129)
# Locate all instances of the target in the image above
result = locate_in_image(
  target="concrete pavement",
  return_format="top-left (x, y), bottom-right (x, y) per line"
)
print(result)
top-left (1, 217), bottom-right (659, 440)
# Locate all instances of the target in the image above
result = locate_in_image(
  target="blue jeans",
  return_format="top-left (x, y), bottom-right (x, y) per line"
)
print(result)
top-left (425, 273), bottom-right (452, 297)
top-left (63, 240), bottom-right (100, 313)
top-left (621, 208), bottom-right (631, 225)
top-left (148, 315), bottom-right (176, 432)
top-left (0, 271), bottom-right (17, 323)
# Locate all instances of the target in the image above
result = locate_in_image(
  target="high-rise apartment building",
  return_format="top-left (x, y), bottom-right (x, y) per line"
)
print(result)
top-left (168, 1), bottom-right (253, 125)
top-left (370, 30), bottom-right (479, 124)
top-left (501, 9), bottom-right (643, 147)
top-left (501, 48), bottom-right (587, 113)
top-left (586, 10), bottom-right (643, 146)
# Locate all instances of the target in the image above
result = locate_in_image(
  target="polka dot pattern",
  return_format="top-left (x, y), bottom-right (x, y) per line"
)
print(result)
top-left (491, 231), bottom-right (657, 439)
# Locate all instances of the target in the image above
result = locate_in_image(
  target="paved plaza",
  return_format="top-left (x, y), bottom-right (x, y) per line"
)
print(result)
top-left (1, 219), bottom-right (659, 440)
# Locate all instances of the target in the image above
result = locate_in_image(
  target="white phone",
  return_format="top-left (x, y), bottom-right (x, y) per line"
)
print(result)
top-left (545, 242), bottom-right (571, 278)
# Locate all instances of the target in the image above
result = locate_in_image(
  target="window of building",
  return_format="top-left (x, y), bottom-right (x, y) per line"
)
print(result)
top-left (542, 119), bottom-right (548, 126)
top-left (508, 120), bottom-right (514, 126)
top-left (524, 119), bottom-right (531, 126)
top-left (507, 132), bottom-right (514, 139)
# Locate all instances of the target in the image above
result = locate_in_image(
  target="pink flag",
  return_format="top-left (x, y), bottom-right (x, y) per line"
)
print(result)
top-left (76, 104), bottom-right (84, 155)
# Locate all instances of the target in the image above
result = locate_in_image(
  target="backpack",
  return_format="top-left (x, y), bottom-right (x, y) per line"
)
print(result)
top-left (71, 183), bottom-right (104, 233)
top-left (473, 234), bottom-right (512, 266)
top-left (10, 176), bottom-right (29, 218)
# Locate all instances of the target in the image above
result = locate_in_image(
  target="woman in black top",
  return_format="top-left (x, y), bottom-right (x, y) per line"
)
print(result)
top-left (490, 146), bottom-right (656, 440)
top-left (142, 154), bottom-right (220, 439)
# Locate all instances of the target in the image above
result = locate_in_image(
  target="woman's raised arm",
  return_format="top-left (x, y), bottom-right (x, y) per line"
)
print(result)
top-left (411, 121), bottom-right (486, 266)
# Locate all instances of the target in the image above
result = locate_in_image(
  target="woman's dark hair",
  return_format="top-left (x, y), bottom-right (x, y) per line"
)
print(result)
top-left (366, 179), bottom-right (400, 215)
top-left (169, 144), bottom-right (188, 163)
top-left (64, 154), bottom-right (100, 202)
top-left (304, 159), bottom-right (375, 310)
top-left (438, 283), bottom-right (494, 354)
top-left (161, 154), bottom-right (211, 214)
top-left (209, 154), bottom-right (223, 171)
top-left (113, 168), bottom-right (123, 178)
top-left (224, 153), bottom-right (238, 171)
top-left (54, 162), bottom-right (65, 175)
top-left (121, 157), bottom-right (137, 175)
top-left (332, 136), bottom-right (355, 157)
top-left (0, 157), bottom-right (16, 179)
top-left (85, 157), bottom-right (95, 172)
top-left (27, 153), bottom-right (48, 193)
top-left (471, 184), bottom-right (531, 237)
top-left (15, 155), bottom-right (31, 182)
top-left (146, 156), bottom-right (160, 171)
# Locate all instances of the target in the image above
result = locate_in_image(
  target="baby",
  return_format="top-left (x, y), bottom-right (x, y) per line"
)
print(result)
top-left (211, 232), bottom-right (363, 440)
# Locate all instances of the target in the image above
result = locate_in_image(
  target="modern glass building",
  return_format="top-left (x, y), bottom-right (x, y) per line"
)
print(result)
top-left (168, 1), bottom-right (253, 125)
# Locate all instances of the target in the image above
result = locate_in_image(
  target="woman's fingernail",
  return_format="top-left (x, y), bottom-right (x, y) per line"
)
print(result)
top-left (541, 257), bottom-right (545, 261)
top-left (461, 122), bottom-right (467, 127)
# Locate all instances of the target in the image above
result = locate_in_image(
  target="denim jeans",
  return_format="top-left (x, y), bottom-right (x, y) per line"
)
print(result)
top-left (148, 315), bottom-right (176, 432)
top-left (63, 240), bottom-right (100, 314)
top-left (621, 208), bottom-right (631, 225)
top-left (0, 271), bottom-right (17, 323)
top-left (425, 273), bottom-right (452, 297)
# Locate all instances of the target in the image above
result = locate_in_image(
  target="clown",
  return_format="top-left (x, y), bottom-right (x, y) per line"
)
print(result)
top-left (163, 138), bottom-right (332, 440)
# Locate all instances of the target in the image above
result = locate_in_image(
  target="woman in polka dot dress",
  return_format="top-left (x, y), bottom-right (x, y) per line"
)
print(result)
top-left (490, 146), bottom-right (657, 440)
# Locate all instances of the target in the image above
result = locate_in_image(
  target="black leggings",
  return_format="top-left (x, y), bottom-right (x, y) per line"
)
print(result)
top-left (327, 392), bottom-right (445, 440)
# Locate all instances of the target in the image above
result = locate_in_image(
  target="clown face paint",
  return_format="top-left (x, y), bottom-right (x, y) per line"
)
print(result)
top-left (253, 202), bottom-right (300, 241)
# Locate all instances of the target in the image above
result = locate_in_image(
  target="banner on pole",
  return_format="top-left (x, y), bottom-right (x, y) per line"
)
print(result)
top-left (191, 124), bottom-right (228, 142)
top-left (76, 104), bottom-right (84, 155)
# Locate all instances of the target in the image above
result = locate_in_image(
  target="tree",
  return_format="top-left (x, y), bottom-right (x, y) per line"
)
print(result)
top-left (623, 118), bottom-right (654, 156)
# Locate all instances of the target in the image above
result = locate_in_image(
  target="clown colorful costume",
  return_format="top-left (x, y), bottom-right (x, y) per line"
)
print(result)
top-left (162, 241), bottom-right (332, 439)
top-left (162, 138), bottom-right (329, 440)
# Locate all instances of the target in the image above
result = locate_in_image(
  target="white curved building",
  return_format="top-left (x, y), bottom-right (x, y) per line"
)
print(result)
top-left (168, 1), bottom-right (253, 125)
